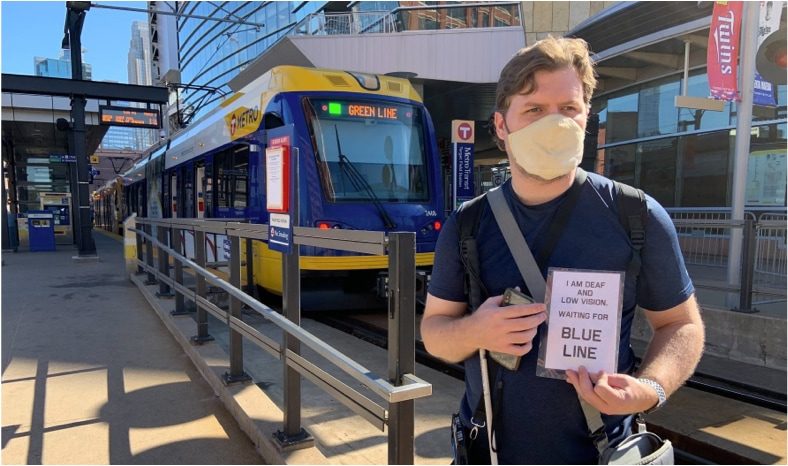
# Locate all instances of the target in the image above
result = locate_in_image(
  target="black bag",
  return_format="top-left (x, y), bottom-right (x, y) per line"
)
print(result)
top-left (450, 413), bottom-right (469, 465)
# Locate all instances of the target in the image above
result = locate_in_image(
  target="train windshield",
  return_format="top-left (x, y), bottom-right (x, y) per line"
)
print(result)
top-left (307, 98), bottom-right (429, 202)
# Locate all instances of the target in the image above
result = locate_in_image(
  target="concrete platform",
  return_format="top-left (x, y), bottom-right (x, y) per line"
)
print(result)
top-left (4, 230), bottom-right (785, 464)
top-left (1, 232), bottom-right (262, 464)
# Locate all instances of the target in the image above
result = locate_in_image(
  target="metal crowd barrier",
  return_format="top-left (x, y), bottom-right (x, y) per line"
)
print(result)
top-left (668, 209), bottom-right (787, 311)
top-left (130, 217), bottom-right (431, 464)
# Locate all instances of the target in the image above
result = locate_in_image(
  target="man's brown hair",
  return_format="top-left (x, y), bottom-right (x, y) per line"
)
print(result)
top-left (492, 36), bottom-right (597, 150)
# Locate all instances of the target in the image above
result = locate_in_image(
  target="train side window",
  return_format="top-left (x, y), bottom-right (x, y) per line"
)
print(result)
top-left (233, 149), bottom-right (249, 209)
top-left (215, 145), bottom-right (249, 212)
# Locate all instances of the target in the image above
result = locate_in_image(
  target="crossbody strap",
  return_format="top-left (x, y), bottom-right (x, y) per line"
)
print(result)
top-left (486, 173), bottom-right (610, 454)
top-left (487, 187), bottom-right (547, 302)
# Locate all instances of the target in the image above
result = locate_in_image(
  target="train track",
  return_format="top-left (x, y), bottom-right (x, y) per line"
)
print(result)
top-left (311, 311), bottom-right (787, 413)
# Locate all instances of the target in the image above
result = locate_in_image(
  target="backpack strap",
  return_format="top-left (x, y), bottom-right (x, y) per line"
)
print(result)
top-left (613, 181), bottom-right (648, 283)
top-left (457, 193), bottom-right (489, 312)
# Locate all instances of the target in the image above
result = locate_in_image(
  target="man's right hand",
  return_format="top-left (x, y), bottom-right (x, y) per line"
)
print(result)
top-left (469, 295), bottom-right (547, 356)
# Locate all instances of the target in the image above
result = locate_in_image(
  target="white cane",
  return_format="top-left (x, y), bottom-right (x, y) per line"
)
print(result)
top-left (479, 349), bottom-right (498, 465)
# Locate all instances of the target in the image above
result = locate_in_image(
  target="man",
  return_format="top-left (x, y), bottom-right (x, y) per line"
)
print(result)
top-left (421, 36), bottom-right (704, 464)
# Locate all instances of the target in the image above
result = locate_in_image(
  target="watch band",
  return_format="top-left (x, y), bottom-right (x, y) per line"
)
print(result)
top-left (638, 377), bottom-right (666, 414)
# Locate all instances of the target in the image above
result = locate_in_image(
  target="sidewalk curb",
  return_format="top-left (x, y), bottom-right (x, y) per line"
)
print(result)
top-left (131, 274), bottom-right (328, 465)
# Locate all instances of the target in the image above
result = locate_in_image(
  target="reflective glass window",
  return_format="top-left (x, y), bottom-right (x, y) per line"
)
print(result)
top-left (638, 138), bottom-right (677, 206)
top-left (637, 78), bottom-right (680, 138)
top-left (606, 92), bottom-right (638, 143)
top-left (677, 72), bottom-right (733, 132)
top-left (753, 82), bottom-right (787, 123)
top-left (746, 123), bottom-right (787, 207)
top-left (678, 131), bottom-right (731, 207)
top-left (604, 143), bottom-right (637, 186)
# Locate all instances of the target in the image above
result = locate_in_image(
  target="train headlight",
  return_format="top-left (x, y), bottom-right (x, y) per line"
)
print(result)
top-left (316, 221), bottom-right (343, 230)
top-left (433, 220), bottom-right (442, 231)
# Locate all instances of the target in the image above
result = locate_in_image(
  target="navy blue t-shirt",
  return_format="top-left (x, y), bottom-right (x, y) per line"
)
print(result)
top-left (428, 173), bottom-right (694, 464)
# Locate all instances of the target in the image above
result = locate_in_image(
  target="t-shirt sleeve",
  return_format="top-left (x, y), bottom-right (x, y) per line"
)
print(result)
top-left (427, 213), bottom-right (467, 302)
top-left (637, 196), bottom-right (695, 311)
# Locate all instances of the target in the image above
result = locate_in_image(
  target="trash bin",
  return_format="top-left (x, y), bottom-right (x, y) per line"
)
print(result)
top-left (28, 210), bottom-right (56, 252)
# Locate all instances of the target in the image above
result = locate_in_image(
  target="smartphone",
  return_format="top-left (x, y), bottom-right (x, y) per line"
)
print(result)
top-left (489, 288), bottom-right (536, 371)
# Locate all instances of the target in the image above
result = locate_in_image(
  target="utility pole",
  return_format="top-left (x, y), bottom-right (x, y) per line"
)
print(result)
top-left (64, 1), bottom-right (96, 256)
top-left (727, 1), bottom-right (759, 308)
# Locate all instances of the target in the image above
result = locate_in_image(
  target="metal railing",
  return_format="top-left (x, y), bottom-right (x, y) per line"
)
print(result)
top-left (291, 2), bottom-right (521, 37)
top-left (130, 218), bottom-right (430, 464)
top-left (294, 11), bottom-right (398, 35)
top-left (668, 209), bottom-right (787, 311)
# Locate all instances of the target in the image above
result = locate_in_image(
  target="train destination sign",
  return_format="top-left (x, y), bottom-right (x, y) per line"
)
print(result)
top-left (314, 99), bottom-right (413, 122)
top-left (99, 106), bottom-right (161, 129)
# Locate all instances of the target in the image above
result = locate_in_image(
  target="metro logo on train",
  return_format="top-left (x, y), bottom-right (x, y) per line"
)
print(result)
top-left (225, 104), bottom-right (261, 139)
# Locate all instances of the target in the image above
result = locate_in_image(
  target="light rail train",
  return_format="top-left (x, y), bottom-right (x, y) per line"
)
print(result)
top-left (95, 65), bottom-right (445, 304)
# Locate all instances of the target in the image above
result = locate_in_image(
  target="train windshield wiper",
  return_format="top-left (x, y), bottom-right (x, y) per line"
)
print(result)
top-left (334, 126), bottom-right (396, 229)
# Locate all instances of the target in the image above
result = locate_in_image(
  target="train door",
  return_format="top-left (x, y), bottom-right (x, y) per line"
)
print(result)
top-left (196, 163), bottom-right (205, 219)
top-left (169, 172), bottom-right (178, 218)
top-left (203, 157), bottom-right (214, 218)
top-left (180, 164), bottom-right (195, 218)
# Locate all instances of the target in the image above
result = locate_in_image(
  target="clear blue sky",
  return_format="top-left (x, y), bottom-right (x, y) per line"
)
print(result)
top-left (1, 1), bottom-right (147, 83)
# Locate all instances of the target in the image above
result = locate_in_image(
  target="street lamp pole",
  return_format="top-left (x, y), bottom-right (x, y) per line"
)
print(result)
top-left (64, 1), bottom-right (96, 256)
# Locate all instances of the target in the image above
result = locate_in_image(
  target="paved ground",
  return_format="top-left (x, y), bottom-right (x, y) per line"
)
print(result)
top-left (1, 232), bottom-right (263, 464)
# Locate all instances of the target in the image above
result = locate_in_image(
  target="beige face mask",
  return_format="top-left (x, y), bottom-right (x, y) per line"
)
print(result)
top-left (505, 113), bottom-right (585, 181)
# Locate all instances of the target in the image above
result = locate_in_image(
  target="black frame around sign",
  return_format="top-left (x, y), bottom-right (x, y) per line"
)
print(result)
top-left (99, 105), bottom-right (161, 129)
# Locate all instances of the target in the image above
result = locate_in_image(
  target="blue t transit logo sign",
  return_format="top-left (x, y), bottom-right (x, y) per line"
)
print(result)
top-left (451, 120), bottom-right (475, 208)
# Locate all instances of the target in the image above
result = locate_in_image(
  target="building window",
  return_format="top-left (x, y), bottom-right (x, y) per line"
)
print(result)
top-left (677, 131), bottom-right (732, 207)
top-left (606, 92), bottom-right (638, 143)
top-left (604, 143), bottom-right (637, 187)
top-left (678, 72), bottom-right (733, 132)
top-left (746, 123), bottom-right (787, 207)
top-left (637, 78), bottom-right (680, 138)
top-left (639, 138), bottom-right (678, 206)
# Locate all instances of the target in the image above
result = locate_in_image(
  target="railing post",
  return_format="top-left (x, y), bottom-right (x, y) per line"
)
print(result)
top-left (135, 219), bottom-right (144, 274)
top-left (191, 229), bottom-right (214, 344)
top-left (736, 218), bottom-right (759, 313)
top-left (387, 232), bottom-right (416, 465)
top-left (274, 233), bottom-right (314, 451)
top-left (170, 225), bottom-right (188, 315)
top-left (156, 223), bottom-right (174, 297)
top-left (144, 223), bottom-right (156, 285)
top-left (245, 237), bottom-right (257, 299)
top-left (223, 233), bottom-right (251, 385)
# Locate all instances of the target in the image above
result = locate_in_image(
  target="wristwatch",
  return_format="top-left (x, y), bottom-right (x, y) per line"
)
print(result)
top-left (637, 377), bottom-right (666, 414)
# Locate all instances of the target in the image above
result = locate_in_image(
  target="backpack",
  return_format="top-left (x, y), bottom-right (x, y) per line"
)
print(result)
top-left (457, 173), bottom-right (647, 311)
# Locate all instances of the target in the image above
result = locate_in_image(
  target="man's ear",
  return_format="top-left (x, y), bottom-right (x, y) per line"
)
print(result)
top-left (494, 111), bottom-right (507, 142)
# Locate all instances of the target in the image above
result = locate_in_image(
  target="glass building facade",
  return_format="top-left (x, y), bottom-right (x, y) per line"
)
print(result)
top-left (176, 1), bottom-right (325, 122)
top-left (34, 50), bottom-right (92, 80)
top-left (593, 70), bottom-right (787, 208)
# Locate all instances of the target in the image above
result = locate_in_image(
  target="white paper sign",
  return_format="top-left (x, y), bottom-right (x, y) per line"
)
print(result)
top-left (539, 268), bottom-right (623, 378)
top-left (266, 146), bottom-right (285, 211)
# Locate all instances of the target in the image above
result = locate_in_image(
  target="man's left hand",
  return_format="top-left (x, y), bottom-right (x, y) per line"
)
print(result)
top-left (565, 366), bottom-right (658, 415)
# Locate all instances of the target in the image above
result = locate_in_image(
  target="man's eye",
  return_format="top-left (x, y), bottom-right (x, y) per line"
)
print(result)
top-left (525, 108), bottom-right (541, 114)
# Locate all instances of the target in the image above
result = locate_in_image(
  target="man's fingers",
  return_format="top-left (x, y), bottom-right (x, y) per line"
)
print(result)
top-left (498, 303), bottom-right (546, 317)
top-left (508, 328), bottom-right (539, 345)
top-left (575, 366), bottom-right (609, 410)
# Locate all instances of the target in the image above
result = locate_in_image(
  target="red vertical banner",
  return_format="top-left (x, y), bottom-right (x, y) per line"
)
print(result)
top-left (708, 1), bottom-right (744, 101)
